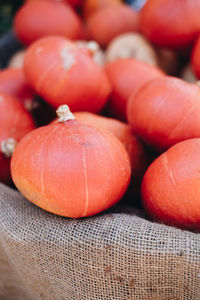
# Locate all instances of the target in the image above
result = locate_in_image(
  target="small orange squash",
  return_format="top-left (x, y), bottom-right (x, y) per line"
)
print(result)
top-left (0, 68), bottom-right (34, 111)
top-left (24, 36), bottom-right (111, 112)
top-left (142, 138), bottom-right (200, 231)
top-left (127, 76), bottom-right (200, 152)
top-left (86, 5), bottom-right (139, 47)
top-left (0, 92), bottom-right (35, 184)
top-left (140, 0), bottom-right (200, 48)
top-left (11, 105), bottom-right (131, 218)
top-left (14, 0), bottom-right (82, 45)
top-left (83, 0), bottom-right (122, 18)
top-left (104, 58), bottom-right (164, 121)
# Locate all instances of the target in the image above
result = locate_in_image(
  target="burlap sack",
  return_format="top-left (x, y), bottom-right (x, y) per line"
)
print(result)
top-left (0, 183), bottom-right (200, 300)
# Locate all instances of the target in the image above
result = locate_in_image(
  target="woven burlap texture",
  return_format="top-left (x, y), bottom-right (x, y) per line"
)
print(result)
top-left (0, 183), bottom-right (200, 300)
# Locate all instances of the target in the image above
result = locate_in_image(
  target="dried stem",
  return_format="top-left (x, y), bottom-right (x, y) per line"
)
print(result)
top-left (1, 138), bottom-right (18, 158)
top-left (56, 105), bottom-right (75, 122)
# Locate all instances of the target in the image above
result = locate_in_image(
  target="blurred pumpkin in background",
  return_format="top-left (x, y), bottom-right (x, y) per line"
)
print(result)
top-left (104, 58), bottom-right (164, 121)
top-left (83, 0), bottom-right (122, 18)
top-left (86, 4), bottom-right (139, 47)
top-left (14, 0), bottom-right (83, 45)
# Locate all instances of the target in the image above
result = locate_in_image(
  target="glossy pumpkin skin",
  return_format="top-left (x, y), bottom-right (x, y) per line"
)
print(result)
top-left (104, 59), bottom-right (164, 121)
top-left (86, 5), bottom-right (139, 47)
top-left (191, 36), bottom-right (200, 79)
top-left (83, 0), bottom-right (122, 18)
top-left (0, 68), bottom-right (34, 110)
top-left (142, 138), bottom-right (200, 231)
top-left (73, 111), bottom-right (149, 181)
top-left (24, 36), bottom-right (111, 112)
top-left (11, 120), bottom-right (131, 218)
top-left (0, 92), bottom-right (35, 184)
top-left (140, 0), bottom-right (200, 48)
top-left (127, 76), bottom-right (200, 152)
top-left (14, 0), bottom-right (82, 45)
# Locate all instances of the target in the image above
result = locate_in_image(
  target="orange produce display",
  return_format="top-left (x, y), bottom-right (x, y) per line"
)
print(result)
top-left (83, 0), bottom-right (122, 18)
top-left (140, 0), bottom-right (200, 48)
top-left (0, 92), bottom-right (35, 184)
top-left (142, 138), bottom-right (200, 231)
top-left (104, 58), bottom-right (164, 121)
top-left (24, 36), bottom-right (111, 112)
top-left (86, 5), bottom-right (139, 47)
top-left (14, 0), bottom-right (82, 45)
top-left (73, 111), bottom-right (149, 181)
top-left (11, 105), bottom-right (131, 218)
top-left (127, 76), bottom-right (200, 152)
top-left (0, 68), bottom-right (34, 111)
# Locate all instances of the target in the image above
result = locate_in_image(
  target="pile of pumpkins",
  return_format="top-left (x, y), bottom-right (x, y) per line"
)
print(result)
top-left (1, 0), bottom-right (200, 232)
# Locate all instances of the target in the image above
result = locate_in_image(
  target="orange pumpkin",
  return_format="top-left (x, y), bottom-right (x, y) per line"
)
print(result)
top-left (0, 92), bottom-right (35, 184)
top-left (11, 105), bottom-right (131, 218)
top-left (0, 68), bottom-right (34, 111)
top-left (14, 0), bottom-right (82, 45)
top-left (83, 0), bottom-right (122, 18)
top-left (142, 138), bottom-right (200, 231)
top-left (127, 76), bottom-right (200, 152)
top-left (104, 58), bottom-right (164, 121)
top-left (24, 36), bottom-right (111, 112)
top-left (86, 5), bottom-right (139, 47)
top-left (140, 0), bottom-right (200, 48)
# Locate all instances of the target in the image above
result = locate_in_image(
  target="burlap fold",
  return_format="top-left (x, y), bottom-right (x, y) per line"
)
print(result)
top-left (0, 183), bottom-right (200, 300)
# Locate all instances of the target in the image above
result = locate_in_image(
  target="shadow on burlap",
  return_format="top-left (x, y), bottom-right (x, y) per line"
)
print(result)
top-left (0, 183), bottom-right (200, 300)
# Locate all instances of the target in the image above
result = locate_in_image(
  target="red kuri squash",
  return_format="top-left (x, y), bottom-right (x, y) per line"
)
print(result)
top-left (142, 138), bottom-right (200, 231)
top-left (140, 0), bottom-right (200, 48)
top-left (24, 36), bottom-right (111, 112)
top-left (11, 105), bottom-right (131, 218)
top-left (0, 92), bottom-right (35, 184)
top-left (83, 0), bottom-right (122, 18)
top-left (86, 5), bottom-right (139, 47)
top-left (0, 68), bottom-right (34, 111)
top-left (14, 0), bottom-right (82, 45)
top-left (127, 76), bottom-right (200, 152)
top-left (104, 58), bottom-right (164, 121)
top-left (0, 68), bottom-right (34, 110)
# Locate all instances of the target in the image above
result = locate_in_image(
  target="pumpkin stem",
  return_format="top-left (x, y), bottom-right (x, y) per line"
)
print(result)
top-left (1, 138), bottom-right (18, 158)
top-left (56, 105), bottom-right (75, 122)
